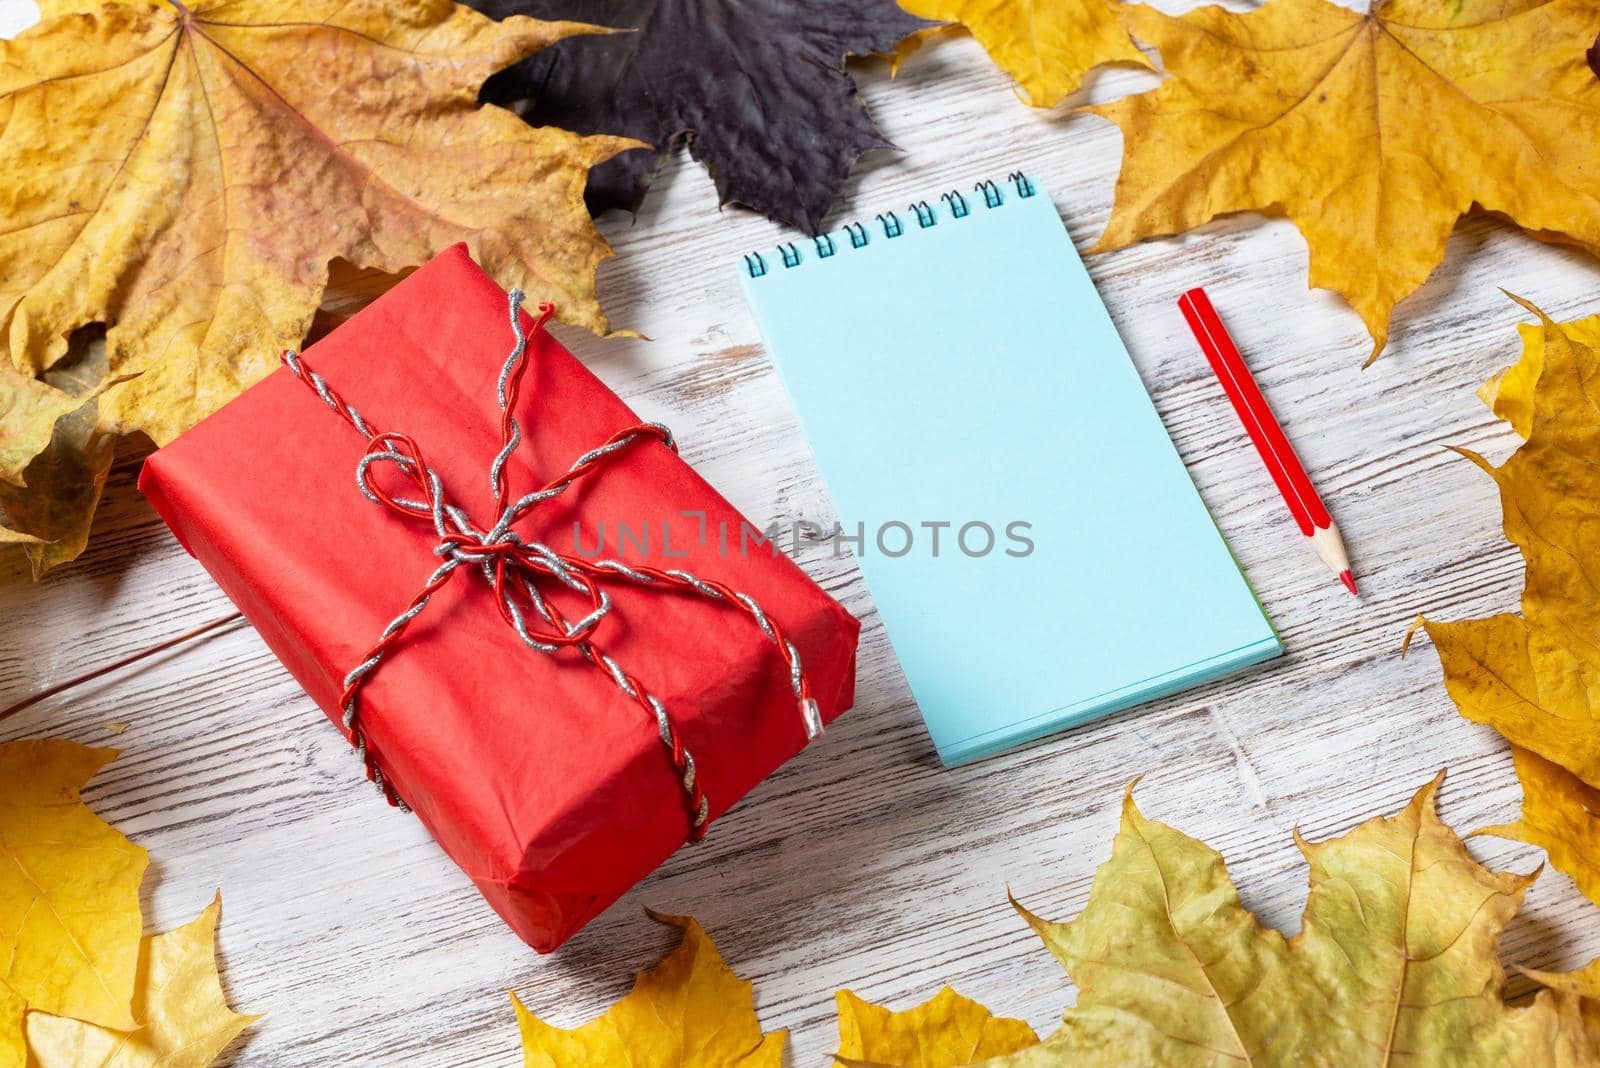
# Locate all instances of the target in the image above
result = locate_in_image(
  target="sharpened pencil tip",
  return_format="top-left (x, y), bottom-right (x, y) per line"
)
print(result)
top-left (1340, 570), bottom-right (1358, 596)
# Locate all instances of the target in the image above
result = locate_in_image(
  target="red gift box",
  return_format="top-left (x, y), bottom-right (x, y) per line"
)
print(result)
top-left (139, 245), bottom-right (860, 951)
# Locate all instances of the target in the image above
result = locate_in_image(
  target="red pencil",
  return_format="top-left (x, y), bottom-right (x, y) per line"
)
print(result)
top-left (1178, 287), bottom-right (1357, 597)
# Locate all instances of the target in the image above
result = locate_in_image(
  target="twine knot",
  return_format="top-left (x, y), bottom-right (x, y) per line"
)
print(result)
top-left (281, 289), bottom-right (822, 842)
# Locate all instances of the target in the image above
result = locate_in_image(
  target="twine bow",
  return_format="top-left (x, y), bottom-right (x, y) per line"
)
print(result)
top-left (280, 289), bottom-right (822, 842)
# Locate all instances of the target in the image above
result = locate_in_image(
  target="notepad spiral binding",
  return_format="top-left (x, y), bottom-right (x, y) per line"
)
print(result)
top-left (742, 172), bottom-right (1037, 279)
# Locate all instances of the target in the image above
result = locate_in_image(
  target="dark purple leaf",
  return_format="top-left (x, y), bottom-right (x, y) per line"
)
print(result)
top-left (474, 0), bottom-right (935, 234)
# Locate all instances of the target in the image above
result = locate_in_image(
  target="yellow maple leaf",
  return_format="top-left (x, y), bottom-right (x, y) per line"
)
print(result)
top-left (833, 986), bottom-right (1038, 1066)
top-left (973, 775), bottom-right (1597, 1066)
top-left (0, 0), bottom-right (637, 564)
top-left (1519, 959), bottom-right (1600, 1066)
top-left (33, 0), bottom-right (149, 13)
top-left (1412, 297), bottom-right (1600, 783)
top-left (1528, 958), bottom-right (1600, 1000)
top-left (0, 366), bottom-right (79, 489)
top-left (1086, 0), bottom-right (1600, 359)
top-left (0, 741), bottom-right (147, 1032)
top-left (1411, 299), bottom-right (1600, 911)
top-left (896, 0), bottom-right (1149, 106)
top-left (0, 333), bottom-right (126, 578)
top-left (512, 911), bottom-right (784, 1067)
top-left (1479, 311), bottom-right (1600, 440)
top-left (25, 894), bottom-right (259, 1068)
top-left (1477, 746), bottom-right (1600, 909)
top-left (0, 986), bottom-right (22, 1068)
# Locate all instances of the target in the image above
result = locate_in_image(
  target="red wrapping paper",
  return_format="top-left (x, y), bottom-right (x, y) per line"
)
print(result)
top-left (139, 245), bottom-right (860, 951)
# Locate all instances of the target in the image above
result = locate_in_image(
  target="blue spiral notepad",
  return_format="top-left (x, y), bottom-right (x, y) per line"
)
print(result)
top-left (739, 174), bottom-right (1280, 766)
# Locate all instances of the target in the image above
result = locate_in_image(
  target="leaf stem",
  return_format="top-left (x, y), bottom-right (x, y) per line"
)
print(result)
top-left (0, 611), bottom-right (246, 725)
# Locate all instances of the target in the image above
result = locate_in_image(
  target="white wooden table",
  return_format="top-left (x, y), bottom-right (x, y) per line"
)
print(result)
top-left (5, 4), bottom-right (1600, 1063)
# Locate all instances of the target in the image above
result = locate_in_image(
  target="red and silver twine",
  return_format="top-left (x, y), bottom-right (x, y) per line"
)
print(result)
top-left (280, 289), bottom-right (823, 842)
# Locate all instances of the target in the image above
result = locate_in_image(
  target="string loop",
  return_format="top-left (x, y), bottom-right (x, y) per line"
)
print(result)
top-left (280, 290), bottom-right (822, 841)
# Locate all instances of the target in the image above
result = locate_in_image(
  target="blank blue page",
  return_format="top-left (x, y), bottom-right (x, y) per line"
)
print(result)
top-left (739, 178), bottom-right (1280, 766)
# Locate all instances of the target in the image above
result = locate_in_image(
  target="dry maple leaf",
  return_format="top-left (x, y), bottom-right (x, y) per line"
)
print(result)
top-left (25, 894), bottom-right (258, 1068)
top-left (1411, 299), bottom-right (1600, 910)
top-left (512, 910), bottom-right (784, 1067)
top-left (833, 987), bottom-right (1038, 1066)
top-left (474, 0), bottom-right (933, 235)
top-left (1087, 0), bottom-right (1600, 360)
top-left (0, 0), bottom-right (637, 566)
top-left (967, 774), bottom-right (1600, 1067)
top-left (1528, 958), bottom-right (1600, 1001)
top-left (0, 987), bottom-right (21, 1068)
top-left (526, 777), bottom-right (1600, 1067)
top-left (0, 741), bottom-right (147, 1039)
top-left (0, 332), bottom-right (125, 578)
top-left (1478, 745), bottom-right (1600, 909)
top-left (0, 366), bottom-right (81, 487)
top-left (1527, 963), bottom-right (1600, 1066)
top-left (1471, 312), bottom-right (1600, 441)
top-left (896, 0), bottom-right (1149, 107)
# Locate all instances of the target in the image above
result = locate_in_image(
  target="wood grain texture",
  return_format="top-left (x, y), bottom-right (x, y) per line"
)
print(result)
top-left (5, 5), bottom-right (1600, 1064)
